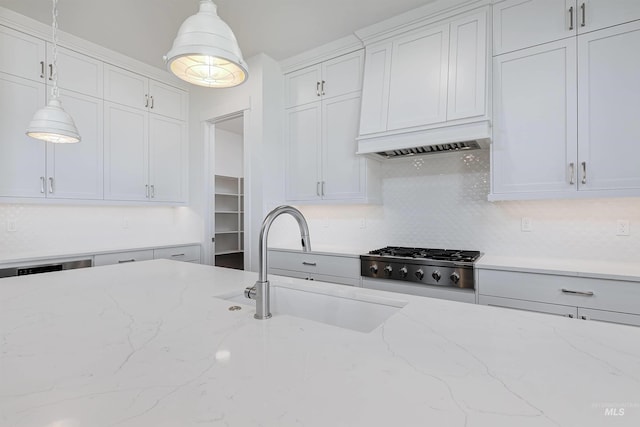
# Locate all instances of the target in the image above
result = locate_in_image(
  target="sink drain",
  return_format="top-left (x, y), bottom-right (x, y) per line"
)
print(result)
top-left (228, 305), bottom-right (242, 311)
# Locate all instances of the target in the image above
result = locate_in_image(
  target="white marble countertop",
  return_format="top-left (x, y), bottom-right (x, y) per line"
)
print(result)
top-left (477, 254), bottom-right (640, 282)
top-left (2, 260), bottom-right (640, 426)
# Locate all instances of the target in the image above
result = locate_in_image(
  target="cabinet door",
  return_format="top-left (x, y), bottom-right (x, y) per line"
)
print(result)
top-left (479, 295), bottom-right (578, 319)
top-left (321, 50), bottom-right (364, 100)
top-left (577, 21), bottom-right (640, 191)
top-left (447, 10), bottom-right (487, 121)
top-left (284, 64), bottom-right (321, 108)
top-left (104, 102), bottom-right (149, 201)
top-left (46, 90), bottom-right (103, 200)
top-left (322, 92), bottom-right (365, 200)
top-left (358, 42), bottom-right (392, 135)
top-left (148, 80), bottom-right (187, 120)
top-left (0, 25), bottom-right (46, 82)
top-left (0, 73), bottom-right (46, 198)
top-left (51, 45), bottom-right (103, 98)
top-left (387, 23), bottom-right (449, 130)
top-left (493, 0), bottom-right (575, 55)
top-left (285, 103), bottom-right (322, 201)
top-left (104, 64), bottom-right (148, 110)
top-left (577, 0), bottom-right (640, 34)
top-left (578, 308), bottom-right (640, 327)
top-left (492, 39), bottom-right (578, 196)
top-left (148, 114), bottom-right (186, 202)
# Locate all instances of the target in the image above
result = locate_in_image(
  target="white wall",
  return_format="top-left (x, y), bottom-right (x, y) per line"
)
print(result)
top-left (214, 128), bottom-right (244, 178)
top-left (267, 149), bottom-right (640, 263)
top-left (0, 204), bottom-right (201, 260)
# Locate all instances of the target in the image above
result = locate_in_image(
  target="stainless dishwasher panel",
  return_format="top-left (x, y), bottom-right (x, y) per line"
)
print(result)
top-left (0, 259), bottom-right (92, 278)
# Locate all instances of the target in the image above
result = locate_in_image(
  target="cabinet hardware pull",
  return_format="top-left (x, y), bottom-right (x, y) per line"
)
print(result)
top-left (150, 95), bottom-right (154, 109)
top-left (568, 6), bottom-right (574, 30)
top-left (581, 161), bottom-right (587, 184)
top-left (40, 176), bottom-right (45, 193)
top-left (316, 81), bottom-right (321, 97)
top-left (566, 313), bottom-right (574, 318)
top-left (561, 288), bottom-right (594, 296)
top-left (150, 184), bottom-right (155, 198)
top-left (321, 80), bottom-right (326, 95)
top-left (145, 94), bottom-right (149, 108)
top-left (48, 177), bottom-right (54, 194)
top-left (48, 64), bottom-right (53, 81)
top-left (580, 2), bottom-right (586, 27)
top-left (569, 163), bottom-right (575, 185)
top-left (302, 261), bottom-right (317, 266)
top-left (316, 181), bottom-right (320, 196)
top-left (580, 315), bottom-right (588, 320)
top-left (171, 253), bottom-right (185, 257)
top-left (321, 181), bottom-right (325, 196)
top-left (118, 259), bottom-right (136, 263)
top-left (145, 184), bottom-right (150, 198)
top-left (40, 61), bottom-right (45, 79)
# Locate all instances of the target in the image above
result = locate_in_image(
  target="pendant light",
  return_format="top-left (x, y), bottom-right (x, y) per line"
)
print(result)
top-left (164, 0), bottom-right (248, 88)
top-left (26, 0), bottom-right (80, 143)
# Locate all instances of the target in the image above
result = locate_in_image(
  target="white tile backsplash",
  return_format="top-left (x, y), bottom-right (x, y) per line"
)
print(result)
top-left (268, 149), bottom-right (640, 262)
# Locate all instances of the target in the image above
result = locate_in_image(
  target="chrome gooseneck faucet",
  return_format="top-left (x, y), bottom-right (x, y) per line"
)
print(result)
top-left (245, 205), bottom-right (311, 319)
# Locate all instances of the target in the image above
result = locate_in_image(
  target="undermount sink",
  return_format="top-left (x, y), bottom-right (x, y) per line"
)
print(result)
top-left (219, 283), bottom-right (407, 333)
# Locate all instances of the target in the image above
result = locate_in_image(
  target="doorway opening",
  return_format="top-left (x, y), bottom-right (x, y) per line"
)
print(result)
top-left (212, 115), bottom-right (245, 270)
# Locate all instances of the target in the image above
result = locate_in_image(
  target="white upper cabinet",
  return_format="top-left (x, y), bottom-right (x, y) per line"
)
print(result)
top-left (577, 21), bottom-right (640, 192)
top-left (359, 8), bottom-right (489, 138)
top-left (51, 45), bottom-right (103, 98)
top-left (491, 1), bottom-right (640, 200)
top-left (0, 25), bottom-right (46, 82)
top-left (284, 49), bottom-right (380, 204)
top-left (285, 51), bottom-right (363, 108)
top-left (493, 0), bottom-right (640, 55)
top-left (148, 115), bottom-right (187, 203)
top-left (493, 0), bottom-right (575, 55)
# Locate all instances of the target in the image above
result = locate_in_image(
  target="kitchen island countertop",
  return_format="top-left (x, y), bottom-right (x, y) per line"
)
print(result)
top-left (1, 260), bottom-right (639, 426)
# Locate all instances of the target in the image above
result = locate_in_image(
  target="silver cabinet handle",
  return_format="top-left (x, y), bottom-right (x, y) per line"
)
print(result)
top-left (145, 184), bottom-right (150, 198)
top-left (171, 253), bottom-right (185, 257)
top-left (580, 315), bottom-right (588, 320)
top-left (580, 2), bottom-right (586, 27)
top-left (566, 313), bottom-right (575, 318)
top-left (118, 259), bottom-right (136, 263)
top-left (569, 162), bottom-right (575, 185)
top-left (48, 63), bottom-right (53, 81)
top-left (48, 177), bottom-right (54, 194)
top-left (150, 184), bottom-right (155, 198)
top-left (150, 95), bottom-right (154, 109)
top-left (316, 81), bottom-right (321, 97)
top-left (569, 6), bottom-right (574, 30)
top-left (40, 176), bottom-right (45, 193)
top-left (562, 288), bottom-right (594, 296)
top-left (316, 181), bottom-right (320, 196)
top-left (321, 80), bottom-right (326, 95)
top-left (40, 61), bottom-right (45, 79)
top-left (321, 181), bottom-right (325, 196)
top-left (145, 94), bottom-right (149, 108)
top-left (302, 261), bottom-right (317, 266)
top-left (581, 161), bottom-right (587, 184)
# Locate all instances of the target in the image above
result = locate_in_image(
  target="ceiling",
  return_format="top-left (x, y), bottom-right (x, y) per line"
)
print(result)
top-left (0, 0), bottom-right (439, 70)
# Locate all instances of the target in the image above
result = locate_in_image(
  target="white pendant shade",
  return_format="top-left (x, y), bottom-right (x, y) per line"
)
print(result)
top-left (26, 97), bottom-right (81, 144)
top-left (165, 0), bottom-right (248, 88)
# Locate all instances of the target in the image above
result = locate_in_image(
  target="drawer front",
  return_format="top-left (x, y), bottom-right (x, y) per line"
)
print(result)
top-left (154, 245), bottom-right (200, 263)
top-left (578, 308), bottom-right (640, 327)
top-left (479, 295), bottom-right (578, 319)
top-left (269, 267), bottom-right (360, 287)
top-left (94, 250), bottom-right (154, 266)
top-left (268, 250), bottom-right (360, 279)
top-left (478, 269), bottom-right (640, 315)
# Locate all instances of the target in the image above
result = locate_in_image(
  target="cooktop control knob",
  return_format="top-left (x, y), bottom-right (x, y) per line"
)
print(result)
top-left (369, 264), bottom-right (378, 274)
top-left (415, 269), bottom-right (424, 280)
top-left (384, 265), bottom-right (393, 276)
top-left (450, 272), bottom-right (460, 284)
top-left (432, 270), bottom-right (441, 282)
top-left (399, 266), bottom-right (408, 278)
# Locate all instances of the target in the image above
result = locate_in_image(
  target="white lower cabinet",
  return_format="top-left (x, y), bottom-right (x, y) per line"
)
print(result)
top-left (153, 245), bottom-right (201, 263)
top-left (94, 249), bottom-right (154, 266)
top-left (94, 245), bottom-right (201, 266)
top-left (267, 249), bottom-right (360, 286)
top-left (478, 269), bottom-right (640, 327)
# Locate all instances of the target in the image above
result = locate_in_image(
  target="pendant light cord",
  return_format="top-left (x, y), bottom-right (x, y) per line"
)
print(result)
top-left (50, 0), bottom-right (59, 99)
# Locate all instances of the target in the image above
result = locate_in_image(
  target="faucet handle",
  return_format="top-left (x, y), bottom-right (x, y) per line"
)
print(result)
top-left (245, 286), bottom-right (257, 300)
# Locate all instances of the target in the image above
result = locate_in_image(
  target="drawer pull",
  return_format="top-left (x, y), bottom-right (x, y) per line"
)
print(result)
top-left (561, 288), bottom-right (594, 296)
top-left (302, 261), bottom-right (317, 266)
top-left (171, 253), bottom-right (185, 257)
top-left (118, 259), bottom-right (136, 263)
